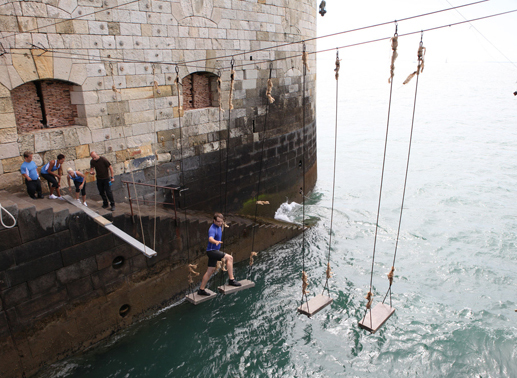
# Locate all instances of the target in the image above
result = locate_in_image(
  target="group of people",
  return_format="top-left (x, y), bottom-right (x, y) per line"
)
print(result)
top-left (20, 151), bottom-right (116, 211)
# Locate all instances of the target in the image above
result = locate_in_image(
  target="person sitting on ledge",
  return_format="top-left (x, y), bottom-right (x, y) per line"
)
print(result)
top-left (197, 213), bottom-right (241, 296)
top-left (20, 151), bottom-right (43, 199)
top-left (67, 167), bottom-right (87, 207)
top-left (40, 154), bottom-right (65, 200)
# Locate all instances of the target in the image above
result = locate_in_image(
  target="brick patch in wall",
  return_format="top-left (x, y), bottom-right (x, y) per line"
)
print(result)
top-left (11, 80), bottom-right (79, 133)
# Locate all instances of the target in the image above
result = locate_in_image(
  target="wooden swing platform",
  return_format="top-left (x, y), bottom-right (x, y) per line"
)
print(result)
top-left (218, 279), bottom-right (255, 294)
top-left (297, 294), bottom-right (333, 317)
top-left (62, 195), bottom-right (157, 258)
top-left (185, 289), bottom-right (217, 305)
top-left (358, 302), bottom-right (395, 333)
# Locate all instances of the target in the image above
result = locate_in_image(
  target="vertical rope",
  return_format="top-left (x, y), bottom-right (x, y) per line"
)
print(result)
top-left (110, 62), bottom-right (147, 254)
top-left (363, 26), bottom-right (398, 327)
top-left (383, 33), bottom-right (425, 307)
top-left (217, 70), bottom-right (224, 212)
top-left (152, 64), bottom-right (158, 251)
top-left (175, 67), bottom-right (193, 295)
top-left (300, 42), bottom-right (309, 312)
top-left (322, 49), bottom-right (341, 296)
top-left (247, 61), bottom-right (274, 280)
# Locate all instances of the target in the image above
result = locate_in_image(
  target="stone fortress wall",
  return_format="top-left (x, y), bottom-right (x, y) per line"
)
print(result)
top-left (0, 0), bottom-right (318, 215)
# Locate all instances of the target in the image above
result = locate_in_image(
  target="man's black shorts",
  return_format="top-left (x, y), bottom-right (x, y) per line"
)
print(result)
top-left (207, 249), bottom-right (225, 267)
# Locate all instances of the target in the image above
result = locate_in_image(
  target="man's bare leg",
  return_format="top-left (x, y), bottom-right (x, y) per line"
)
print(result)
top-left (199, 267), bottom-right (216, 291)
top-left (224, 254), bottom-right (235, 280)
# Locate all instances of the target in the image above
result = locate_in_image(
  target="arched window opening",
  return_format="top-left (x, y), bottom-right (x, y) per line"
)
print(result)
top-left (11, 80), bottom-right (78, 133)
top-left (182, 72), bottom-right (219, 110)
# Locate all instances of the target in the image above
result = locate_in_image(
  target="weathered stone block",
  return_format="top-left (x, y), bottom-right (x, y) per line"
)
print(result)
top-left (12, 230), bottom-right (72, 265)
top-left (0, 98), bottom-right (13, 114)
top-left (15, 286), bottom-right (67, 318)
top-left (61, 233), bottom-right (115, 266)
top-left (17, 206), bottom-right (54, 244)
top-left (5, 252), bottom-right (63, 288)
top-left (66, 276), bottom-right (94, 299)
top-left (56, 257), bottom-right (98, 284)
top-left (27, 272), bottom-right (58, 296)
top-left (56, 20), bottom-right (74, 34)
top-left (1, 283), bottom-right (30, 309)
top-left (0, 156), bottom-right (23, 174)
top-left (0, 248), bottom-right (15, 270)
top-left (76, 144), bottom-right (90, 159)
top-left (0, 172), bottom-right (22, 190)
top-left (0, 142), bottom-right (19, 159)
top-left (95, 244), bottom-right (140, 271)
top-left (91, 261), bottom-right (129, 290)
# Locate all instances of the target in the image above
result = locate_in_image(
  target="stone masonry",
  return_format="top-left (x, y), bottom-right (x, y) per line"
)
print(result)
top-left (0, 0), bottom-right (317, 217)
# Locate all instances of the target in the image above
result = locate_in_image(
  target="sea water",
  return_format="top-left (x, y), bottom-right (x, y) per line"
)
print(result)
top-left (40, 60), bottom-right (517, 377)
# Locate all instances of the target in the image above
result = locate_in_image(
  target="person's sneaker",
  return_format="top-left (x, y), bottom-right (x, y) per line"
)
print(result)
top-left (110, 205), bottom-right (115, 211)
top-left (228, 279), bottom-right (242, 287)
top-left (197, 289), bottom-right (210, 296)
top-left (57, 196), bottom-right (64, 200)
top-left (83, 202), bottom-right (88, 207)
top-left (76, 199), bottom-right (81, 203)
top-left (102, 204), bottom-right (109, 209)
top-left (49, 194), bottom-right (58, 199)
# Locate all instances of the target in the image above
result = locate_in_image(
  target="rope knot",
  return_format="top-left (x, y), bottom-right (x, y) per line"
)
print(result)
top-left (229, 69), bottom-right (235, 110)
top-left (387, 266), bottom-right (395, 285)
top-left (365, 291), bottom-right (373, 309)
top-left (403, 41), bottom-right (426, 85)
top-left (266, 78), bottom-right (275, 103)
top-left (302, 270), bottom-right (309, 295)
top-left (326, 262), bottom-right (333, 279)
top-left (388, 34), bottom-right (398, 83)
top-left (187, 263), bottom-right (199, 284)
top-left (334, 55), bottom-right (341, 81)
top-left (249, 251), bottom-right (258, 266)
top-left (302, 51), bottom-right (310, 72)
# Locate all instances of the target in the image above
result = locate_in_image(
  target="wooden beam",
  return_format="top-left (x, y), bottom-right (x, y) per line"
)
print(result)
top-left (186, 289), bottom-right (217, 305)
top-left (218, 279), bottom-right (255, 294)
top-left (358, 302), bottom-right (395, 333)
top-left (297, 294), bottom-right (333, 317)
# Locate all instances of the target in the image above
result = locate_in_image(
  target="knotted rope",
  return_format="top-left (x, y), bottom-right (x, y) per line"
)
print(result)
top-left (217, 75), bottom-right (224, 112)
top-left (387, 266), bottom-right (395, 285)
top-left (187, 264), bottom-right (199, 284)
top-left (256, 200), bottom-right (269, 205)
top-left (334, 52), bottom-right (341, 80)
top-left (365, 291), bottom-right (373, 309)
top-left (326, 262), bottom-right (333, 279)
top-left (249, 251), bottom-right (258, 266)
top-left (266, 78), bottom-right (275, 103)
top-left (403, 37), bottom-right (426, 85)
top-left (302, 49), bottom-right (310, 72)
top-left (388, 33), bottom-right (398, 83)
top-left (229, 59), bottom-right (235, 110)
top-left (302, 271), bottom-right (309, 295)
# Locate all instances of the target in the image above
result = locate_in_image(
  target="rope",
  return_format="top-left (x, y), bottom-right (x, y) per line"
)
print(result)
top-left (403, 39), bottom-right (426, 85)
top-left (299, 43), bottom-right (309, 312)
top-left (109, 62), bottom-right (148, 254)
top-left (363, 26), bottom-right (398, 326)
top-left (174, 67), bottom-right (194, 295)
top-left (388, 25), bottom-right (398, 83)
top-left (322, 49), bottom-right (341, 297)
top-left (247, 61), bottom-right (274, 280)
top-left (152, 65), bottom-right (158, 251)
top-left (383, 34), bottom-right (425, 307)
top-left (187, 263), bottom-right (200, 285)
top-left (229, 60), bottom-right (235, 110)
top-left (0, 203), bottom-right (16, 228)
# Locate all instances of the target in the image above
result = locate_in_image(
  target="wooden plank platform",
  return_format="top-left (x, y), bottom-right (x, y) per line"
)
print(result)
top-left (297, 294), bottom-right (333, 317)
top-left (218, 279), bottom-right (255, 294)
top-left (358, 302), bottom-right (395, 333)
top-left (63, 195), bottom-right (157, 258)
top-left (185, 289), bottom-right (217, 305)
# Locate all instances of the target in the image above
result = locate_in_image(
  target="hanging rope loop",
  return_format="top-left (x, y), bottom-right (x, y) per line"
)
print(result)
top-left (334, 49), bottom-right (341, 80)
top-left (0, 204), bottom-right (16, 228)
top-left (326, 262), bottom-right (333, 279)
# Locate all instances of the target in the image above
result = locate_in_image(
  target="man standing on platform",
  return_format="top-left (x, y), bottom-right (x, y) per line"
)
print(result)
top-left (20, 151), bottom-right (43, 199)
top-left (89, 151), bottom-right (115, 211)
top-left (197, 213), bottom-right (241, 296)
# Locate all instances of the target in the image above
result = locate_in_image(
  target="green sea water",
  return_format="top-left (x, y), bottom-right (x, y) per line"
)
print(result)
top-left (40, 60), bottom-right (517, 377)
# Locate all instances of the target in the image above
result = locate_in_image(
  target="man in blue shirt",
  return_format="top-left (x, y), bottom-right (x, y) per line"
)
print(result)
top-left (20, 151), bottom-right (43, 199)
top-left (197, 213), bottom-right (242, 296)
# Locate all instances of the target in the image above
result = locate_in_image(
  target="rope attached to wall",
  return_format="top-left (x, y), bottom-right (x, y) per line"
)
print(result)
top-left (0, 204), bottom-right (16, 229)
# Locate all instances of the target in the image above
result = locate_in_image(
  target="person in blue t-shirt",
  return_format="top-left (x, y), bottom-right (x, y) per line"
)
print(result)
top-left (197, 213), bottom-right (242, 296)
top-left (20, 151), bottom-right (43, 199)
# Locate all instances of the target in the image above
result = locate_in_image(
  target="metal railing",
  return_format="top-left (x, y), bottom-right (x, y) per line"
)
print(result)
top-left (121, 181), bottom-right (181, 222)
